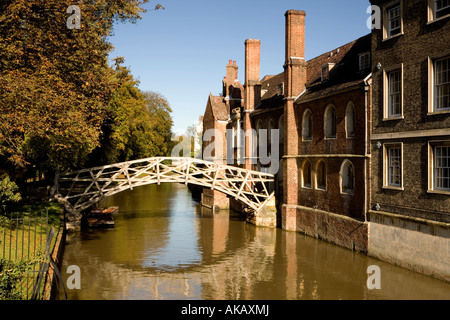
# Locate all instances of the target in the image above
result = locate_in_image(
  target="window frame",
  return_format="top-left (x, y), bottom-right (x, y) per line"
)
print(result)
top-left (345, 101), bottom-right (356, 138)
top-left (382, 0), bottom-right (403, 41)
top-left (324, 105), bottom-right (337, 139)
top-left (428, 54), bottom-right (450, 115)
top-left (316, 160), bottom-right (327, 191)
top-left (383, 65), bottom-right (404, 120)
top-left (340, 160), bottom-right (355, 194)
top-left (302, 109), bottom-right (313, 141)
top-left (383, 143), bottom-right (404, 190)
top-left (428, 0), bottom-right (450, 23)
top-left (359, 52), bottom-right (371, 72)
top-left (302, 160), bottom-right (312, 189)
top-left (428, 140), bottom-right (450, 194)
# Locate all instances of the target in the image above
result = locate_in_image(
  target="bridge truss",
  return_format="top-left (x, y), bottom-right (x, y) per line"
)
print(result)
top-left (53, 157), bottom-right (275, 215)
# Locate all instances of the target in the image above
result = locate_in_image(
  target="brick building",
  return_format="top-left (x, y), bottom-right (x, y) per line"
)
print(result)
top-left (201, 3), bottom-right (450, 281)
top-left (368, 0), bottom-right (449, 281)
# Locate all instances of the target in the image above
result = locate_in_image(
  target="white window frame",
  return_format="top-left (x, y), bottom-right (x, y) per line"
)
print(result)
top-left (428, 0), bottom-right (450, 23)
top-left (383, 65), bottom-right (404, 120)
top-left (428, 55), bottom-right (450, 114)
top-left (428, 140), bottom-right (450, 194)
top-left (383, 143), bottom-right (404, 190)
top-left (383, 0), bottom-right (403, 40)
top-left (340, 159), bottom-right (355, 195)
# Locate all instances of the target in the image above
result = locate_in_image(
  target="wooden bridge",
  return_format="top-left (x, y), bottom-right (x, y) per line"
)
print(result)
top-left (52, 157), bottom-right (276, 230)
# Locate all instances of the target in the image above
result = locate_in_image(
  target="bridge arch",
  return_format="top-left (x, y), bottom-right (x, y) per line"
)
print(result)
top-left (53, 157), bottom-right (276, 230)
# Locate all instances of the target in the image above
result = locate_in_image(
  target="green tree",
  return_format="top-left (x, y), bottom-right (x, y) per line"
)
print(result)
top-left (0, 0), bottom-right (160, 180)
top-left (88, 60), bottom-right (173, 165)
top-left (0, 174), bottom-right (21, 216)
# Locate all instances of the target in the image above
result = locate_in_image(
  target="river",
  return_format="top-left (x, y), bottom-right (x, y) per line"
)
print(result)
top-left (57, 183), bottom-right (450, 300)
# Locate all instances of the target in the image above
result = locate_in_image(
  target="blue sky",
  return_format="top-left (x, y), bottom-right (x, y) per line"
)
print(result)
top-left (108, 0), bottom-right (371, 134)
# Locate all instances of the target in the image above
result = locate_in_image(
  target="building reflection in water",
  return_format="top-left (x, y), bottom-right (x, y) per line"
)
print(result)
top-left (59, 184), bottom-right (450, 300)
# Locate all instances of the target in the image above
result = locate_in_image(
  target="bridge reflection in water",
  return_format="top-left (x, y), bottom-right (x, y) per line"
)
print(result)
top-left (58, 183), bottom-right (450, 300)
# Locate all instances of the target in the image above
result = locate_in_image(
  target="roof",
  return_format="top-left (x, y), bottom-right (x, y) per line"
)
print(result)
top-left (208, 93), bottom-right (229, 121)
top-left (297, 33), bottom-right (372, 103)
top-left (254, 33), bottom-right (372, 110)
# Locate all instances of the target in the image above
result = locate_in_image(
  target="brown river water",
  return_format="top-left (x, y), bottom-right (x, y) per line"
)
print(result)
top-left (57, 183), bottom-right (450, 300)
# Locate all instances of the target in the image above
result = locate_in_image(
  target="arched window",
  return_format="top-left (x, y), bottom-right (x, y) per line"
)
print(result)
top-left (278, 115), bottom-right (284, 143)
top-left (302, 109), bottom-right (313, 140)
top-left (268, 119), bottom-right (274, 146)
top-left (346, 102), bottom-right (356, 138)
top-left (341, 160), bottom-right (355, 193)
top-left (256, 119), bottom-right (263, 144)
top-left (324, 105), bottom-right (337, 138)
top-left (302, 160), bottom-right (312, 188)
top-left (316, 161), bottom-right (327, 190)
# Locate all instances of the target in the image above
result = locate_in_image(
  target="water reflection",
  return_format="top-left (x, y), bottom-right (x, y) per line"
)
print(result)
top-left (59, 183), bottom-right (450, 300)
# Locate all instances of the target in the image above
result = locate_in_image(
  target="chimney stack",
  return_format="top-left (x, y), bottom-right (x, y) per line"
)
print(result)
top-left (244, 39), bottom-right (261, 109)
top-left (284, 10), bottom-right (306, 98)
top-left (224, 60), bottom-right (238, 98)
top-left (282, 10), bottom-right (306, 230)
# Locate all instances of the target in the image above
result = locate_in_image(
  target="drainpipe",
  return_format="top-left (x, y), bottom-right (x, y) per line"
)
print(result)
top-left (363, 73), bottom-right (372, 223)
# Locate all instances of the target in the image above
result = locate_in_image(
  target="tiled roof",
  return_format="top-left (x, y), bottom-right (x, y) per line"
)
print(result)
top-left (297, 33), bottom-right (372, 103)
top-left (255, 33), bottom-right (371, 109)
top-left (209, 93), bottom-right (229, 121)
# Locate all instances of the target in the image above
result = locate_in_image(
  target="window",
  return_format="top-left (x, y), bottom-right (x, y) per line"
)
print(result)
top-left (341, 160), bottom-right (355, 194)
top-left (302, 161), bottom-right (312, 188)
top-left (346, 102), bottom-right (356, 138)
top-left (434, 57), bottom-right (450, 111)
top-left (387, 3), bottom-right (401, 37)
top-left (316, 161), bottom-right (327, 190)
top-left (384, 67), bottom-right (403, 119)
top-left (434, 146), bottom-right (450, 191)
top-left (428, 0), bottom-right (450, 22)
top-left (268, 119), bottom-right (274, 146)
top-left (278, 115), bottom-right (284, 145)
top-left (359, 52), bottom-right (371, 71)
top-left (384, 144), bottom-right (402, 188)
top-left (429, 142), bottom-right (450, 193)
top-left (383, 1), bottom-right (403, 39)
top-left (321, 66), bottom-right (329, 82)
top-left (324, 105), bottom-right (337, 138)
top-left (302, 109), bottom-right (313, 140)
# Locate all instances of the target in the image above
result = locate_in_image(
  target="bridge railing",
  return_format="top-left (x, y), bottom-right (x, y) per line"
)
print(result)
top-left (54, 157), bottom-right (275, 214)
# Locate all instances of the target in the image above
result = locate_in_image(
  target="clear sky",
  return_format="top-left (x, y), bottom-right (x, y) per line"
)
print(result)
top-left (108, 0), bottom-right (372, 135)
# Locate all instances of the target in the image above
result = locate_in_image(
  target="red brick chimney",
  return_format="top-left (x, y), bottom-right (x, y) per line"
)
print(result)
top-left (282, 10), bottom-right (307, 232)
top-left (284, 10), bottom-right (306, 98)
top-left (223, 60), bottom-right (238, 98)
top-left (244, 39), bottom-right (261, 109)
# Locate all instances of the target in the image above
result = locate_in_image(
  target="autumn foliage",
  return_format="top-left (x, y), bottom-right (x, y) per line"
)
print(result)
top-left (0, 0), bottom-right (171, 184)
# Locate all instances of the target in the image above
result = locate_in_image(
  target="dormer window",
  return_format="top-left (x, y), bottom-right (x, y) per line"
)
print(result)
top-left (321, 63), bottom-right (335, 82)
top-left (359, 52), bottom-right (371, 71)
top-left (277, 83), bottom-right (284, 96)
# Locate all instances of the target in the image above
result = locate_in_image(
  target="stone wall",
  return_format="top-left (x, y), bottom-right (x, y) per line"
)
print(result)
top-left (369, 210), bottom-right (450, 282)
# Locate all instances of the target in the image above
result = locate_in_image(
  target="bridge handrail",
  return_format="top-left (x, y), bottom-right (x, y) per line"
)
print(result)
top-left (58, 157), bottom-right (275, 178)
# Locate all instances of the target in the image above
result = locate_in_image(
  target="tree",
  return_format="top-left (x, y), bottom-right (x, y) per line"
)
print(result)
top-left (0, 0), bottom-right (160, 181)
top-left (87, 60), bottom-right (173, 165)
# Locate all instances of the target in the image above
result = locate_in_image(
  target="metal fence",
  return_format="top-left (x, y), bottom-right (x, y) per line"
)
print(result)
top-left (0, 209), bottom-right (57, 300)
